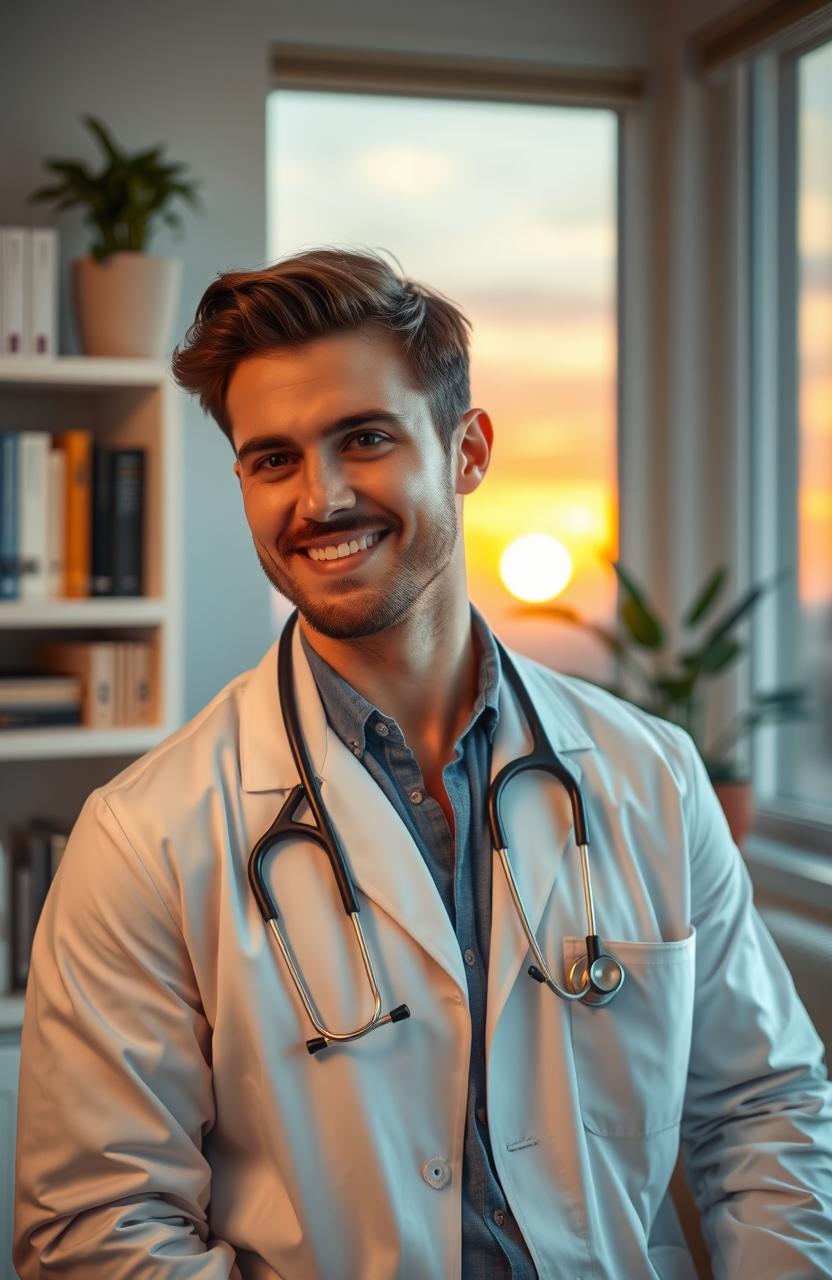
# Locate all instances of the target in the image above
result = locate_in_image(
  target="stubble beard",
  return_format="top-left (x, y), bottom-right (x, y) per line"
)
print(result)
top-left (253, 493), bottom-right (459, 641)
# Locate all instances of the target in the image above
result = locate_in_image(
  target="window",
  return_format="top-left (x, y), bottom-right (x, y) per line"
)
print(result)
top-left (266, 81), bottom-right (619, 681)
top-left (749, 34), bottom-right (832, 830)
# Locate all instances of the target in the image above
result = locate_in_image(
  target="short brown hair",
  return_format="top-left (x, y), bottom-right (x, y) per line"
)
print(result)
top-left (170, 247), bottom-right (472, 452)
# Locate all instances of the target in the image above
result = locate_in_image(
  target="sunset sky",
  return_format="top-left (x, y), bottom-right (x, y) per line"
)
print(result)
top-left (798, 39), bottom-right (832, 612)
top-left (267, 90), bottom-right (618, 679)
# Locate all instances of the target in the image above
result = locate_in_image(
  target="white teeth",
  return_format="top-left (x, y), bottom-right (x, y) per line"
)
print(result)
top-left (307, 531), bottom-right (384, 562)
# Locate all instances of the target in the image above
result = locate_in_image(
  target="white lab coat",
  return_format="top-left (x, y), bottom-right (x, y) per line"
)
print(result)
top-left (14, 623), bottom-right (832, 1279)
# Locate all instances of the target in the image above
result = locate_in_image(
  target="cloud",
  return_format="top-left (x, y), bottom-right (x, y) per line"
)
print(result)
top-left (354, 145), bottom-right (453, 197)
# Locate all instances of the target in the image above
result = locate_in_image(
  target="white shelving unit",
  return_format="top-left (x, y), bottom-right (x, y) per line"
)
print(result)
top-left (0, 355), bottom-right (183, 1036)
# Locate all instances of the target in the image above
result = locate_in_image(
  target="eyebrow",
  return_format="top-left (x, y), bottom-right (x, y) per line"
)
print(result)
top-left (235, 410), bottom-right (406, 463)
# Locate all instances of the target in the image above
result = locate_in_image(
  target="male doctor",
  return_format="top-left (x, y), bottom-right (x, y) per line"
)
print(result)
top-left (15, 247), bottom-right (832, 1279)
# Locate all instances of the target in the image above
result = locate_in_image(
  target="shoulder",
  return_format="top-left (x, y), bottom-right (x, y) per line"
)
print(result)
top-left (94, 648), bottom-right (270, 810)
top-left (507, 646), bottom-right (697, 792)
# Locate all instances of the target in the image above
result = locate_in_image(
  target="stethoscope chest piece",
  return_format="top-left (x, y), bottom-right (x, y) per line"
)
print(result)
top-left (567, 950), bottom-right (625, 1007)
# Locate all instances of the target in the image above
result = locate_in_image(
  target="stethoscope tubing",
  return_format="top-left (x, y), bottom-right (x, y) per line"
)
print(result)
top-left (248, 610), bottom-right (624, 1053)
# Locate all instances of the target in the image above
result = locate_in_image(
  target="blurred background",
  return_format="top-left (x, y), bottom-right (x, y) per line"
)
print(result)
top-left (0, 0), bottom-right (829, 1275)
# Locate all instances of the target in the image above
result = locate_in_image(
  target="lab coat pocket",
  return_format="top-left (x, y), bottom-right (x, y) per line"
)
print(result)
top-left (563, 927), bottom-right (696, 1137)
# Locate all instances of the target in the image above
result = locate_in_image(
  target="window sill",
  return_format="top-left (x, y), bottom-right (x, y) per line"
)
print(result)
top-left (744, 831), bottom-right (832, 914)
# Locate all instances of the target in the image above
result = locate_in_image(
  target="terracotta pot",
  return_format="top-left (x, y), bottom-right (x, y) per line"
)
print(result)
top-left (72, 252), bottom-right (182, 358)
top-left (712, 777), bottom-right (753, 847)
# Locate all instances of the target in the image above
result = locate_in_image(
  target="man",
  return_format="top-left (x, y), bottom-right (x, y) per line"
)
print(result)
top-left (15, 248), bottom-right (832, 1278)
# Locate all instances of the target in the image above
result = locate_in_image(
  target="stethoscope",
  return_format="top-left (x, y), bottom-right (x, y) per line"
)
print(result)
top-left (248, 609), bottom-right (625, 1056)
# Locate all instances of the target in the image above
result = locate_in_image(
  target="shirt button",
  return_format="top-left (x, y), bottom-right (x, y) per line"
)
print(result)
top-left (463, 948), bottom-right (476, 967)
top-left (493, 1209), bottom-right (506, 1227)
top-left (374, 722), bottom-right (390, 737)
top-left (409, 789), bottom-right (423, 804)
top-left (476, 1105), bottom-right (487, 1126)
top-left (421, 1158), bottom-right (451, 1189)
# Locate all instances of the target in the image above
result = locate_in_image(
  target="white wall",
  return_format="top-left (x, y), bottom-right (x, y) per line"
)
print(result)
top-left (3, 0), bottom-right (653, 718)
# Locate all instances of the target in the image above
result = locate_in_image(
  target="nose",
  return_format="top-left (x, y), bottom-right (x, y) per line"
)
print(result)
top-left (296, 454), bottom-right (356, 523)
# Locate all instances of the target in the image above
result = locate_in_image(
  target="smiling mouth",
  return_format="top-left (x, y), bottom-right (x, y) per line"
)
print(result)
top-left (297, 529), bottom-right (391, 569)
top-left (303, 530), bottom-right (385, 562)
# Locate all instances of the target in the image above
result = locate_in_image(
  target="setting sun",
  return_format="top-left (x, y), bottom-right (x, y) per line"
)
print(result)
top-left (499, 534), bottom-right (574, 603)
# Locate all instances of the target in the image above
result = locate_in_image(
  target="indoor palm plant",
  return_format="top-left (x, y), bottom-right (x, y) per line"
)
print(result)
top-left (519, 562), bottom-right (812, 845)
top-left (28, 114), bottom-right (202, 358)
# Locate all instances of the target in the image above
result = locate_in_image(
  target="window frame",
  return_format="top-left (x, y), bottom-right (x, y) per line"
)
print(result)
top-left (267, 47), bottom-right (648, 664)
top-left (745, 27), bottom-right (832, 846)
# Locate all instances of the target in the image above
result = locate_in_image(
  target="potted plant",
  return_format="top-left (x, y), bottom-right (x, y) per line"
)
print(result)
top-left (28, 114), bottom-right (202, 358)
top-left (517, 563), bottom-right (812, 846)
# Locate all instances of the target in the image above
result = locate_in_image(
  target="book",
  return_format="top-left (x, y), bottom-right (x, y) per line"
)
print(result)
top-left (0, 227), bottom-right (30, 357)
top-left (18, 432), bottom-right (50, 600)
top-left (110, 448), bottom-right (145, 596)
top-left (0, 432), bottom-right (20, 599)
top-left (0, 673), bottom-right (81, 705)
top-left (29, 227), bottom-right (58, 358)
top-left (37, 641), bottom-right (116, 728)
top-left (0, 837), bottom-right (9, 993)
top-left (9, 823), bottom-right (53, 990)
top-left (54, 429), bottom-right (92, 597)
top-left (47, 446), bottom-right (66, 598)
top-left (91, 443), bottom-right (113, 595)
top-left (133, 640), bottom-right (155, 725)
top-left (0, 707), bottom-right (82, 729)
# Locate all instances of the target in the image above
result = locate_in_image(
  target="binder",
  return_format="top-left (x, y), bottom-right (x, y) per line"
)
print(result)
top-left (0, 227), bottom-right (30, 357)
top-left (0, 432), bottom-right (20, 599)
top-left (30, 228), bottom-right (58, 357)
top-left (18, 432), bottom-right (50, 599)
top-left (37, 640), bottom-right (116, 728)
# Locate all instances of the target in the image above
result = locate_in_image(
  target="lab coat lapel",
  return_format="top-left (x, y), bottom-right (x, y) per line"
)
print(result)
top-left (320, 742), bottom-right (468, 992)
top-left (485, 655), bottom-right (590, 1049)
top-left (240, 621), bottom-right (467, 993)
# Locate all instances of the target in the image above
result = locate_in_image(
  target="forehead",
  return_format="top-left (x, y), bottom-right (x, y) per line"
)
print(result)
top-left (226, 326), bottom-right (421, 444)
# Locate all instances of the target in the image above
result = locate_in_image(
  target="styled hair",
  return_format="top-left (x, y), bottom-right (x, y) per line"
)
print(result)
top-left (170, 246), bottom-right (472, 453)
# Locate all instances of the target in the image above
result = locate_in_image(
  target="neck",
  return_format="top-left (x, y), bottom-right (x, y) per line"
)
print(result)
top-left (299, 590), bottom-right (480, 768)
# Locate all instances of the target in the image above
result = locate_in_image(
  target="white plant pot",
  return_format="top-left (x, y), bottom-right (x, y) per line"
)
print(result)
top-left (72, 252), bottom-right (182, 358)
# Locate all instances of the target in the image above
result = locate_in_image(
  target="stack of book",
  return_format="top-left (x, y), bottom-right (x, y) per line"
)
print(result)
top-left (0, 431), bottom-right (145, 600)
top-left (0, 225), bottom-right (58, 359)
top-left (0, 821), bottom-right (67, 993)
top-left (0, 673), bottom-right (82, 729)
top-left (37, 639), bottom-right (156, 727)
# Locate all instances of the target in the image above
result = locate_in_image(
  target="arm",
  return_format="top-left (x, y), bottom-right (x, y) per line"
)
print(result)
top-left (676, 729), bottom-right (832, 1278)
top-left (14, 789), bottom-right (243, 1278)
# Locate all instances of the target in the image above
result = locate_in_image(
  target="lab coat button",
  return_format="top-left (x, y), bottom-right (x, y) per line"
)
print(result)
top-left (422, 1158), bottom-right (451, 1189)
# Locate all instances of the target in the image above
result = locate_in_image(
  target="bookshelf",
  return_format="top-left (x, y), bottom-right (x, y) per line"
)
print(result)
top-left (0, 355), bottom-right (184, 1031)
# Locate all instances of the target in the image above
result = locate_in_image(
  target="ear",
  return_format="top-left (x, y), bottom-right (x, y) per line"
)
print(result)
top-left (455, 408), bottom-right (493, 497)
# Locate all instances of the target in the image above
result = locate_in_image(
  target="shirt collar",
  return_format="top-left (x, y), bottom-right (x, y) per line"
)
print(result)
top-left (299, 603), bottom-right (502, 757)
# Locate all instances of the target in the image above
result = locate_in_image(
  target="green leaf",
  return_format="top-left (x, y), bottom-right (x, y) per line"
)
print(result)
top-left (700, 571), bottom-right (790, 654)
top-left (611, 562), bottom-right (665, 648)
top-left (82, 115), bottom-right (126, 165)
top-left (683, 566), bottom-right (727, 627)
top-left (683, 636), bottom-right (744, 676)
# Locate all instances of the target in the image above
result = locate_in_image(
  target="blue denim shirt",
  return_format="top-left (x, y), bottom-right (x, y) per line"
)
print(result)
top-left (300, 606), bottom-right (538, 1278)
